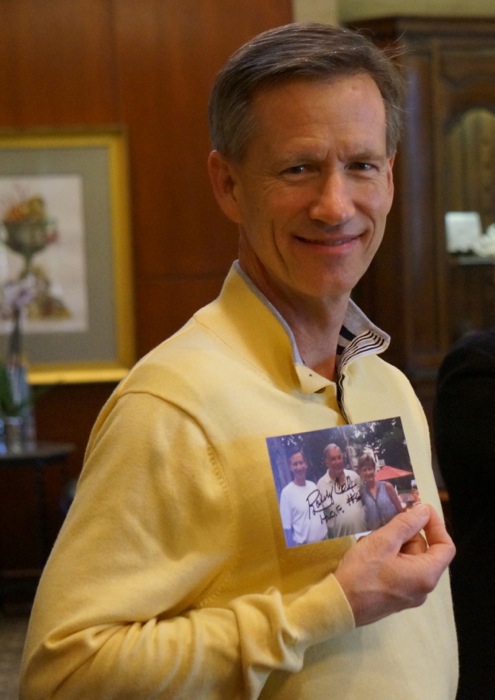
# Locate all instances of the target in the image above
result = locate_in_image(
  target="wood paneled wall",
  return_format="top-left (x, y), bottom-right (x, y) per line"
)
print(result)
top-left (0, 0), bottom-right (292, 571)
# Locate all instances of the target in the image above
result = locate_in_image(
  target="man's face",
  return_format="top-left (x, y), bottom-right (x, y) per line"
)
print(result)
top-left (210, 74), bottom-right (394, 308)
top-left (289, 451), bottom-right (308, 484)
top-left (325, 446), bottom-right (345, 481)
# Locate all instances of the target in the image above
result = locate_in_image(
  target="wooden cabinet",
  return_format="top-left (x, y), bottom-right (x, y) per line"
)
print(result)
top-left (346, 16), bottom-right (495, 424)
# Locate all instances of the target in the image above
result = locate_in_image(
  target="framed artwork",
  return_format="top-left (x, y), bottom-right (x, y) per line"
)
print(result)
top-left (0, 127), bottom-right (135, 385)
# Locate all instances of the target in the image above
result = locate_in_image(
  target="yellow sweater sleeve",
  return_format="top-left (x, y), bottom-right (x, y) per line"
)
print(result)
top-left (20, 392), bottom-right (355, 699)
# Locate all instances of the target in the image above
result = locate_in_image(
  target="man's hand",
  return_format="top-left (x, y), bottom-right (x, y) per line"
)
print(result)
top-left (334, 504), bottom-right (455, 627)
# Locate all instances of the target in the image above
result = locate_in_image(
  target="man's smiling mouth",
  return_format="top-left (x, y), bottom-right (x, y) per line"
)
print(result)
top-left (296, 235), bottom-right (360, 247)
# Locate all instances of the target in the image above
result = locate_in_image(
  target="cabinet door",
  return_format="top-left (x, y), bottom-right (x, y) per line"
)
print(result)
top-left (353, 42), bottom-right (443, 379)
top-left (350, 18), bottom-right (495, 377)
top-left (436, 45), bottom-right (495, 344)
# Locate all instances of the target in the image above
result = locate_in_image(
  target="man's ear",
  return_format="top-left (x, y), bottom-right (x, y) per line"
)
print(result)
top-left (207, 150), bottom-right (243, 224)
top-left (386, 154), bottom-right (395, 210)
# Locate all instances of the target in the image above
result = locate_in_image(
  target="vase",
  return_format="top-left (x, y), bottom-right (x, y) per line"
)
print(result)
top-left (4, 415), bottom-right (23, 453)
top-left (4, 308), bottom-right (37, 450)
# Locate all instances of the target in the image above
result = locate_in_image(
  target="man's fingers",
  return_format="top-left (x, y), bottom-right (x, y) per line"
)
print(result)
top-left (336, 503), bottom-right (455, 627)
top-left (420, 505), bottom-right (456, 568)
top-left (391, 503), bottom-right (431, 539)
top-left (421, 504), bottom-right (455, 547)
top-left (400, 531), bottom-right (427, 555)
top-left (368, 503), bottom-right (431, 553)
top-left (370, 503), bottom-right (455, 564)
top-left (395, 503), bottom-right (455, 568)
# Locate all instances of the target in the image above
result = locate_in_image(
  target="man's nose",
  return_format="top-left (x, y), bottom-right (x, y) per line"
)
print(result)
top-left (309, 171), bottom-right (355, 225)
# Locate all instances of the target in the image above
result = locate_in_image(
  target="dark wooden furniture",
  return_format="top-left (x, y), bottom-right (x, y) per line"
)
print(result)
top-left (347, 16), bottom-right (495, 431)
top-left (0, 442), bottom-right (75, 608)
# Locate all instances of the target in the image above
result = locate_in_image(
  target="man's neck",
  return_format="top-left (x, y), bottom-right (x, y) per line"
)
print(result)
top-left (328, 471), bottom-right (346, 486)
top-left (236, 258), bottom-right (350, 382)
top-left (280, 297), bottom-right (348, 382)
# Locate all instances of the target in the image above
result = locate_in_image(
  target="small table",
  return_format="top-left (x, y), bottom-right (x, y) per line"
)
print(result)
top-left (0, 441), bottom-right (75, 564)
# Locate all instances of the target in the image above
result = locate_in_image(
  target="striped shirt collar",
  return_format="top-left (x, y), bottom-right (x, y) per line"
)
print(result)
top-left (234, 261), bottom-right (390, 394)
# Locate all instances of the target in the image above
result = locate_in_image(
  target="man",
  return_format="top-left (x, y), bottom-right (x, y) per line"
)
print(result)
top-left (20, 23), bottom-right (457, 699)
top-left (316, 443), bottom-right (367, 538)
top-left (435, 328), bottom-right (495, 699)
top-left (279, 448), bottom-right (327, 546)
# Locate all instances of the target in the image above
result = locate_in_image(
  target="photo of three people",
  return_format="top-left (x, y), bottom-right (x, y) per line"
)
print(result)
top-left (267, 417), bottom-right (420, 547)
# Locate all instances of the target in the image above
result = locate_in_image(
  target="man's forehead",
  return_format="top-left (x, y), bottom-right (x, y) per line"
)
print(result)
top-left (248, 75), bottom-right (387, 152)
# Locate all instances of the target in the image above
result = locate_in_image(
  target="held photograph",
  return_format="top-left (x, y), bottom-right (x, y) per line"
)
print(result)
top-left (266, 417), bottom-right (420, 547)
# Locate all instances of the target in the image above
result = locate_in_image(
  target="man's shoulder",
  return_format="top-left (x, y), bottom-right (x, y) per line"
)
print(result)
top-left (282, 480), bottom-right (318, 493)
top-left (343, 469), bottom-right (361, 483)
top-left (115, 312), bottom-right (231, 403)
top-left (344, 351), bottom-right (411, 387)
top-left (316, 473), bottom-right (328, 487)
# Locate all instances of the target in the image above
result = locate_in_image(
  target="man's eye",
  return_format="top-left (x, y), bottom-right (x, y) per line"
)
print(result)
top-left (350, 162), bottom-right (375, 172)
top-left (284, 165), bottom-right (307, 175)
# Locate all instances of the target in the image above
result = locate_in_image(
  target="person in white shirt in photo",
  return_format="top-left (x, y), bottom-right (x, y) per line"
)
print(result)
top-left (279, 448), bottom-right (328, 546)
top-left (317, 443), bottom-right (367, 538)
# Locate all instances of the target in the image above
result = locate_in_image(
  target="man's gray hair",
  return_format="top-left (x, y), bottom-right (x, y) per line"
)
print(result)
top-left (208, 22), bottom-right (405, 161)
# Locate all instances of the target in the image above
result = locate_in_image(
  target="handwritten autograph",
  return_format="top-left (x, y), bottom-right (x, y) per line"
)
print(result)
top-left (306, 476), bottom-right (362, 524)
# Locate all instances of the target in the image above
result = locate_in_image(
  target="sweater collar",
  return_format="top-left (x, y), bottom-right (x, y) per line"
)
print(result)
top-left (214, 262), bottom-right (389, 395)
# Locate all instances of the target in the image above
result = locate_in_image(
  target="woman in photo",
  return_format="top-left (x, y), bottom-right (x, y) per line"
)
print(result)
top-left (357, 453), bottom-right (403, 531)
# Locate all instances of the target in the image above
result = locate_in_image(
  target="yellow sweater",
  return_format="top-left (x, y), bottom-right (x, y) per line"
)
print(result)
top-left (20, 265), bottom-right (457, 699)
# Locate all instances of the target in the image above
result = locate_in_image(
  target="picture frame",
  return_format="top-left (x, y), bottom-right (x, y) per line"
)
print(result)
top-left (0, 126), bottom-right (135, 385)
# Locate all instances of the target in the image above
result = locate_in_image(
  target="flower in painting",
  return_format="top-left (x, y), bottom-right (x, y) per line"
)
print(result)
top-left (0, 274), bottom-right (39, 320)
